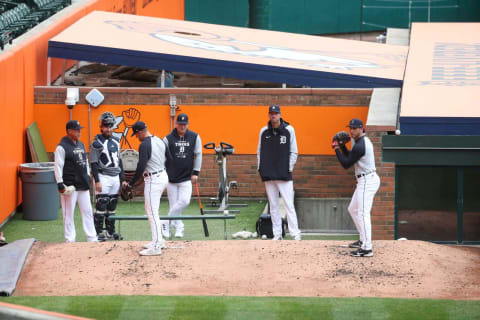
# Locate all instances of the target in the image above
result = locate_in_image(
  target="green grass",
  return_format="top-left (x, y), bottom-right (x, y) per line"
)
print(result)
top-left (0, 199), bottom-right (357, 242)
top-left (3, 296), bottom-right (480, 320)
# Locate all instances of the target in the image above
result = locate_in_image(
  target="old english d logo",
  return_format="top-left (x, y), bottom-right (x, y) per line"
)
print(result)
top-left (280, 136), bottom-right (287, 144)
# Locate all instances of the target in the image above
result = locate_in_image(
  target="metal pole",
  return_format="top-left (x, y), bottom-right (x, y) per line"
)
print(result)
top-left (47, 57), bottom-right (51, 85)
top-left (457, 167), bottom-right (464, 244)
top-left (360, 0), bottom-right (363, 41)
top-left (408, 0), bottom-right (412, 29)
top-left (161, 70), bottom-right (165, 88)
top-left (61, 59), bottom-right (66, 85)
top-left (88, 104), bottom-right (92, 149)
top-left (428, 0), bottom-right (431, 22)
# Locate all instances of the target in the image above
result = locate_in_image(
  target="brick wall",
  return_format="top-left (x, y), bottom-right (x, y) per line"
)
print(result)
top-left (34, 87), bottom-right (372, 106)
top-left (366, 128), bottom-right (395, 240)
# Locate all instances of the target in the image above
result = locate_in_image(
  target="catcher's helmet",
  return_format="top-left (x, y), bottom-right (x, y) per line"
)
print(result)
top-left (99, 111), bottom-right (115, 127)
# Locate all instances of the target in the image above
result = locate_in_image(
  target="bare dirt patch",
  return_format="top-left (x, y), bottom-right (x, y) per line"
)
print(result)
top-left (13, 240), bottom-right (480, 299)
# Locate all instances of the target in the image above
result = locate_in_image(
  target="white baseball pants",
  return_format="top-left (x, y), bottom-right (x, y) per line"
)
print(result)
top-left (98, 173), bottom-right (120, 195)
top-left (144, 171), bottom-right (168, 248)
top-left (348, 172), bottom-right (380, 250)
top-left (166, 180), bottom-right (192, 232)
top-left (60, 190), bottom-right (97, 242)
top-left (264, 180), bottom-right (301, 238)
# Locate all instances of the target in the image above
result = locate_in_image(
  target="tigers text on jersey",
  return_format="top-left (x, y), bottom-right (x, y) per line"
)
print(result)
top-left (164, 129), bottom-right (202, 183)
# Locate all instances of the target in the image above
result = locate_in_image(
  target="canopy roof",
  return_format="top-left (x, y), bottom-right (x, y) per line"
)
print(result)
top-left (400, 23), bottom-right (480, 135)
top-left (48, 11), bottom-right (407, 88)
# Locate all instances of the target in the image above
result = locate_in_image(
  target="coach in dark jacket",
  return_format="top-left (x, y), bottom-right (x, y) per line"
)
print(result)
top-left (54, 120), bottom-right (97, 243)
top-left (163, 113), bottom-right (202, 238)
top-left (257, 105), bottom-right (301, 241)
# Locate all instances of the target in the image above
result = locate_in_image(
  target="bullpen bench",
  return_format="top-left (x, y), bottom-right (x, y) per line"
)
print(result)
top-left (108, 214), bottom-right (236, 240)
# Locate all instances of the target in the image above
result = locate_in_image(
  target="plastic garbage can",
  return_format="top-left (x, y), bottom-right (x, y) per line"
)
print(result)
top-left (19, 162), bottom-right (59, 220)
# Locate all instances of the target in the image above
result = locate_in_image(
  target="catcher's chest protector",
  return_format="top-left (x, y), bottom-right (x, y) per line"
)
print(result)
top-left (256, 213), bottom-right (286, 239)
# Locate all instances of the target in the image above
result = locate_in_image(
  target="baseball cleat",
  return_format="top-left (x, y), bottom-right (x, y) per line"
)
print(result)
top-left (294, 234), bottom-right (302, 241)
top-left (272, 235), bottom-right (283, 240)
top-left (350, 248), bottom-right (373, 257)
top-left (143, 242), bottom-right (166, 249)
top-left (161, 224), bottom-right (170, 238)
top-left (348, 240), bottom-right (362, 248)
top-left (175, 229), bottom-right (184, 238)
top-left (139, 247), bottom-right (162, 256)
top-left (97, 233), bottom-right (107, 242)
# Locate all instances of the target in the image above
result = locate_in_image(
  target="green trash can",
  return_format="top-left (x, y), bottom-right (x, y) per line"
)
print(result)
top-left (19, 162), bottom-right (59, 220)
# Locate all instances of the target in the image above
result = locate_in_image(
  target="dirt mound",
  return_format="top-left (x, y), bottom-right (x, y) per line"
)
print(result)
top-left (13, 240), bottom-right (480, 299)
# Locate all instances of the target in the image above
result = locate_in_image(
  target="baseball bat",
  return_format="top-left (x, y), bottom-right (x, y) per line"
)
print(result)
top-left (194, 182), bottom-right (209, 237)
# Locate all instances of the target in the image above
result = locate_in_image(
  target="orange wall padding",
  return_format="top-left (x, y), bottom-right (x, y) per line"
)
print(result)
top-left (0, 0), bottom-right (184, 224)
top-left (35, 104), bottom-right (368, 155)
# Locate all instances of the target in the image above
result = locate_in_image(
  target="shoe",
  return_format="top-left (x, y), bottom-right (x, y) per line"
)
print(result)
top-left (139, 247), bottom-right (162, 256)
top-left (143, 242), bottom-right (166, 249)
top-left (106, 232), bottom-right (120, 240)
top-left (272, 235), bottom-right (283, 241)
top-left (348, 240), bottom-right (362, 248)
top-left (97, 233), bottom-right (107, 242)
top-left (350, 248), bottom-right (373, 257)
top-left (175, 229), bottom-right (184, 238)
top-left (161, 224), bottom-right (170, 238)
top-left (294, 234), bottom-right (302, 241)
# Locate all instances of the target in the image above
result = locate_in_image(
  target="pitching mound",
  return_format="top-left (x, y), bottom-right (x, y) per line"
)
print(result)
top-left (14, 240), bottom-right (480, 299)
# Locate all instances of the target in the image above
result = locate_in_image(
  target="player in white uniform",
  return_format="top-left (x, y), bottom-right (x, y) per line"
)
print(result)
top-left (54, 120), bottom-right (97, 243)
top-left (127, 121), bottom-right (169, 256)
top-left (334, 118), bottom-right (380, 257)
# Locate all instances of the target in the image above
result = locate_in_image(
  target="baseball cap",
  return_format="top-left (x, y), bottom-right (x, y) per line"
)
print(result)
top-left (347, 118), bottom-right (363, 128)
top-left (176, 113), bottom-right (189, 124)
top-left (269, 104), bottom-right (281, 113)
top-left (131, 121), bottom-right (147, 136)
top-left (66, 120), bottom-right (84, 130)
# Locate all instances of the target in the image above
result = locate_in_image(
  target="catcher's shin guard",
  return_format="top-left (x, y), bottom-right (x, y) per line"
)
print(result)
top-left (94, 194), bottom-right (109, 234)
top-left (105, 195), bottom-right (119, 238)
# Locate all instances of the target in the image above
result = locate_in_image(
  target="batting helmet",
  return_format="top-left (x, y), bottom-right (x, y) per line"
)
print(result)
top-left (99, 111), bottom-right (115, 127)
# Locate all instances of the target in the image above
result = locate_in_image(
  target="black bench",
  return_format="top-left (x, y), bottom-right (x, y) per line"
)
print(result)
top-left (108, 214), bottom-right (236, 240)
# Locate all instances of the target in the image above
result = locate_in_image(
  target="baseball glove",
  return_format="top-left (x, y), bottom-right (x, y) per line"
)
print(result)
top-left (120, 184), bottom-right (133, 201)
top-left (332, 131), bottom-right (351, 148)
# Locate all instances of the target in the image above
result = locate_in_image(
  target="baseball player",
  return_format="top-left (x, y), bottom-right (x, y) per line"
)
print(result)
top-left (54, 120), bottom-right (97, 242)
top-left (257, 104), bottom-right (301, 241)
top-left (90, 111), bottom-right (125, 241)
top-left (333, 118), bottom-right (380, 257)
top-left (127, 121), bottom-right (168, 256)
top-left (163, 113), bottom-right (202, 238)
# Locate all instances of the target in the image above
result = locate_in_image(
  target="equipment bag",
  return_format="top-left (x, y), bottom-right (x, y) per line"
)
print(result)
top-left (256, 213), bottom-right (286, 238)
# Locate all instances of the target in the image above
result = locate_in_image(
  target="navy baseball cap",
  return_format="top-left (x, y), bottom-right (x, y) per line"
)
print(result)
top-left (66, 120), bottom-right (83, 130)
top-left (131, 121), bottom-right (147, 136)
top-left (347, 118), bottom-right (363, 128)
top-left (176, 113), bottom-right (189, 124)
top-left (269, 104), bottom-right (281, 113)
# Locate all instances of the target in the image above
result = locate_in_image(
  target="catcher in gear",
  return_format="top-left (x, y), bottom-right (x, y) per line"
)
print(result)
top-left (90, 111), bottom-right (125, 241)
